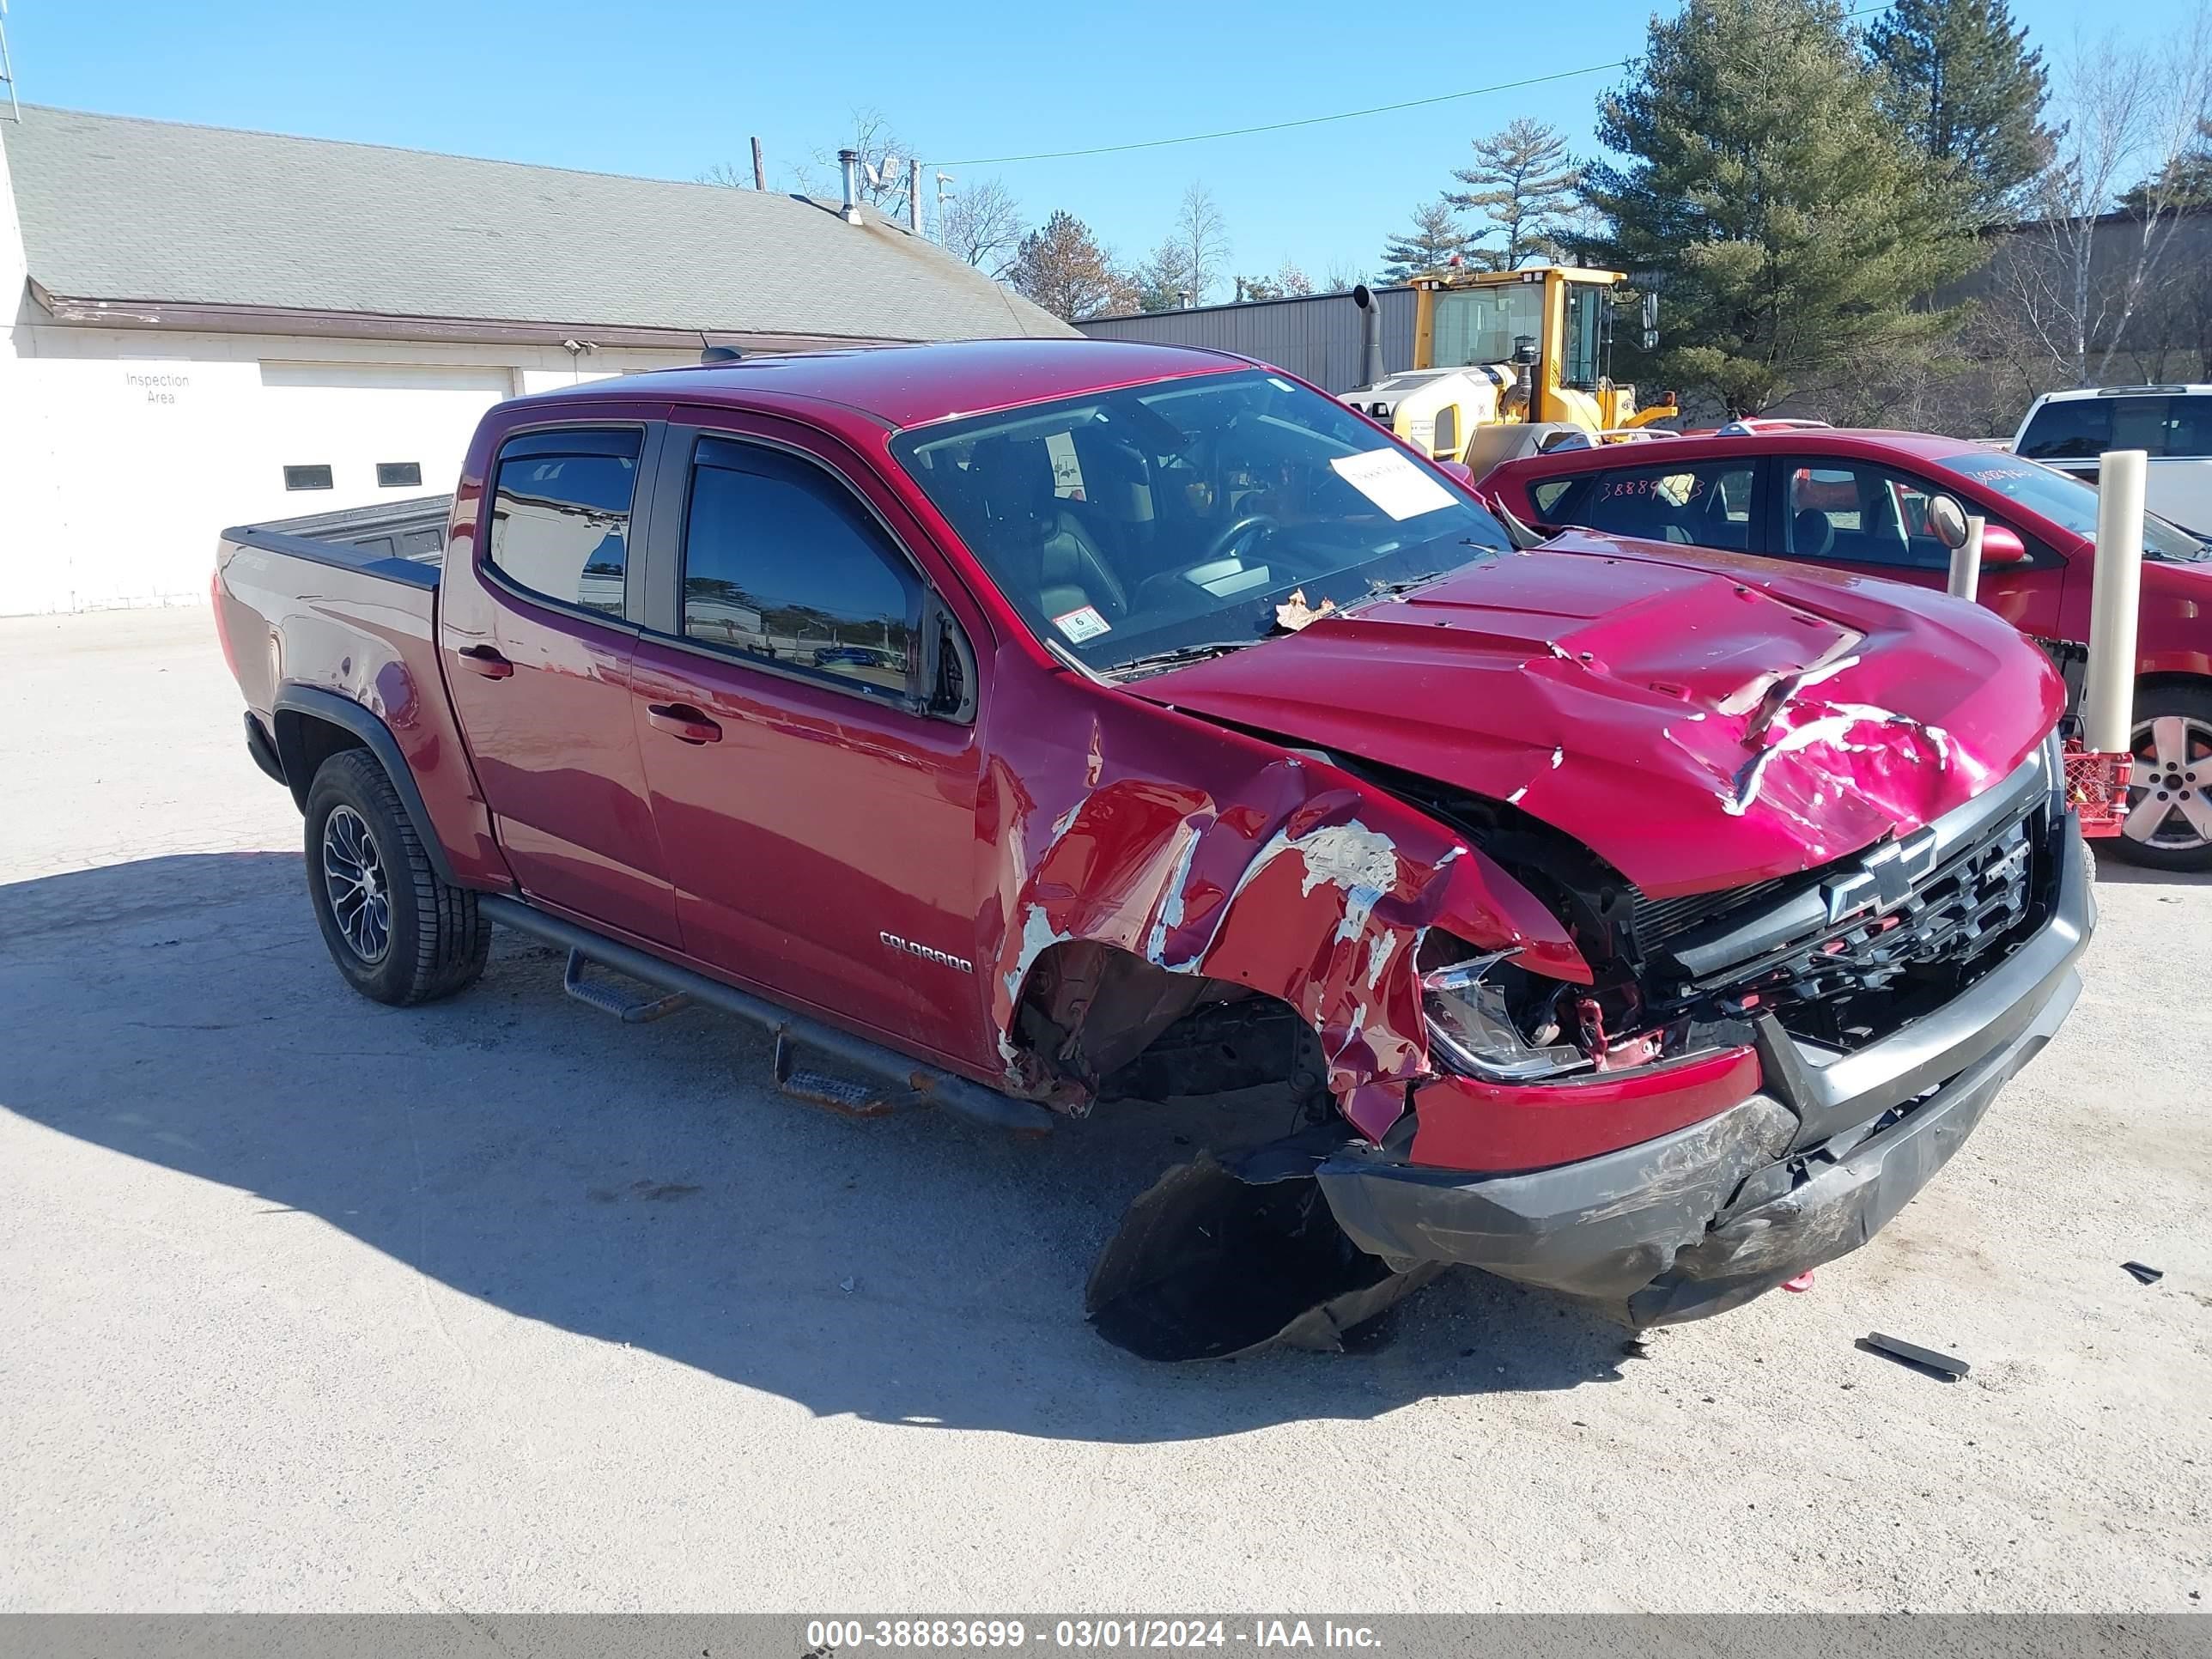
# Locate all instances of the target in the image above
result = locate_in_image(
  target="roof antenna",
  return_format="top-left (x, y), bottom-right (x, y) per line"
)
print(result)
top-left (700, 335), bottom-right (744, 365)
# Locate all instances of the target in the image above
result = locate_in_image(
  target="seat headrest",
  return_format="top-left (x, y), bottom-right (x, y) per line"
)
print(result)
top-left (973, 436), bottom-right (1059, 518)
top-left (1791, 507), bottom-right (1835, 557)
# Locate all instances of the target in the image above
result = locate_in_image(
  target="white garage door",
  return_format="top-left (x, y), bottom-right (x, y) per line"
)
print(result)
top-left (252, 362), bottom-right (516, 520)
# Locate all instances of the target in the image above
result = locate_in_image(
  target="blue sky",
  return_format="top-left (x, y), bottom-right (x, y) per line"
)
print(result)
top-left (7, 0), bottom-right (2198, 296)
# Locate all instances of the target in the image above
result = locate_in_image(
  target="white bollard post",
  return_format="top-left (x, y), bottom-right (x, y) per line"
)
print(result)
top-left (2085, 448), bottom-right (2148, 756)
top-left (1949, 514), bottom-right (1984, 601)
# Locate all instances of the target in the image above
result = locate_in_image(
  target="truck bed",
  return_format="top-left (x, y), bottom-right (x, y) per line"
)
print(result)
top-left (214, 488), bottom-right (511, 889)
top-left (222, 495), bottom-right (454, 591)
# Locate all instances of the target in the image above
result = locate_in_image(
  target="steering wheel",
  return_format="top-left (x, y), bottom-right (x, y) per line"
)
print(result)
top-left (1198, 512), bottom-right (1281, 566)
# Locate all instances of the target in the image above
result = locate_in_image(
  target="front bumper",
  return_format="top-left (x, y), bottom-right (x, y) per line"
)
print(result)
top-left (1315, 812), bottom-right (2094, 1326)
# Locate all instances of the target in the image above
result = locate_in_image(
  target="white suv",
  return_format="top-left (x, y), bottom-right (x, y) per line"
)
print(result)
top-left (2012, 385), bottom-right (2212, 533)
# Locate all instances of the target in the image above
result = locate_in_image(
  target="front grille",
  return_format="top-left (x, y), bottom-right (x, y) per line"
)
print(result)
top-left (1632, 877), bottom-right (1790, 953)
top-left (1630, 748), bottom-right (2056, 1048)
top-left (1678, 811), bottom-right (2037, 1011)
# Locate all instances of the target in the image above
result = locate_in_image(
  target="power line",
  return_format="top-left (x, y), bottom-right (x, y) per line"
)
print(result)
top-left (931, 3), bottom-right (1887, 169)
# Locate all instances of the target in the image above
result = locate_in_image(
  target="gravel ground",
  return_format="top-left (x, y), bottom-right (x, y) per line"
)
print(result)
top-left (1, 605), bottom-right (2207, 1613)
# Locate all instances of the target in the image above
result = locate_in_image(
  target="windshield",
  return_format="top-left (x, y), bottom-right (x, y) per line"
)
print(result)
top-left (892, 369), bottom-right (1513, 672)
top-left (1432, 285), bottom-right (1544, 368)
top-left (1938, 451), bottom-right (2208, 563)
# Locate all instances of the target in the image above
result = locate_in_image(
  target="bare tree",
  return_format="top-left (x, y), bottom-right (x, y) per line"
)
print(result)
top-left (1276, 259), bottom-right (1314, 296)
top-left (937, 177), bottom-right (1027, 277)
top-left (696, 161), bottom-right (753, 189)
top-left (1998, 22), bottom-right (2212, 386)
top-left (1144, 183), bottom-right (1230, 307)
top-left (1322, 259), bottom-right (1369, 292)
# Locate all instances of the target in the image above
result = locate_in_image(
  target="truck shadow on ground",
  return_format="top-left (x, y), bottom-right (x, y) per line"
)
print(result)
top-left (0, 852), bottom-right (1632, 1443)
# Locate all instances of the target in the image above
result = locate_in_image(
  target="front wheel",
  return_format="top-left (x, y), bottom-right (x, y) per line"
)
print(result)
top-left (303, 749), bottom-right (489, 1003)
top-left (2113, 684), bottom-right (2212, 872)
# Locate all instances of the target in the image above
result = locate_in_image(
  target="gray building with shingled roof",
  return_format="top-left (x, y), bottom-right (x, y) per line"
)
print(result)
top-left (0, 105), bottom-right (1072, 613)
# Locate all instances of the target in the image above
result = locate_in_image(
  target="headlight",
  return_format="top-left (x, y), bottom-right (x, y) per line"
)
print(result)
top-left (1420, 944), bottom-right (1592, 1082)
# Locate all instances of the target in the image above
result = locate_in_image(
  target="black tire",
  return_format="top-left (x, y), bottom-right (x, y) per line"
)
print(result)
top-left (303, 748), bottom-right (489, 1005)
top-left (2111, 683), bottom-right (2212, 872)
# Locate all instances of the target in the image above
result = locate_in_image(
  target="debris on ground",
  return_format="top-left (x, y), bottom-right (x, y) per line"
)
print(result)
top-left (1858, 1332), bottom-right (1971, 1382)
top-left (2122, 1261), bottom-right (2165, 1285)
top-left (1781, 1271), bottom-right (1816, 1292)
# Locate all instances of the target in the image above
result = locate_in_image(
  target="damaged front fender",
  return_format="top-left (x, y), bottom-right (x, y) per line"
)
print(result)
top-left (982, 690), bottom-right (1589, 1129)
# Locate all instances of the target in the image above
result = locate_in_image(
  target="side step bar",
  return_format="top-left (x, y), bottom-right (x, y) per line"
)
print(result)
top-left (562, 949), bottom-right (691, 1024)
top-left (477, 894), bottom-right (1054, 1136)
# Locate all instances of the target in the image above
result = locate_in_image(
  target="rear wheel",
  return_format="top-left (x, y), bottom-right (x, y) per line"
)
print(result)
top-left (2114, 685), bottom-right (2212, 872)
top-left (303, 749), bottom-right (489, 1003)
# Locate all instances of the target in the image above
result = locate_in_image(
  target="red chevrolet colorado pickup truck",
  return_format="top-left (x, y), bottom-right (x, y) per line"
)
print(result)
top-left (215, 340), bottom-right (2092, 1358)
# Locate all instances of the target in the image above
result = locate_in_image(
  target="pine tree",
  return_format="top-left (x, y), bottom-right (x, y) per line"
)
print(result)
top-left (1008, 212), bottom-right (1133, 321)
top-left (1378, 198), bottom-right (1480, 283)
top-left (1869, 0), bottom-right (2053, 222)
top-left (1446, 119), bottom-right (1583, 269)
top-left (1581, 0), bottom-right (1977, 416)
top-left (2125, 117), bottom-right (2212, 210)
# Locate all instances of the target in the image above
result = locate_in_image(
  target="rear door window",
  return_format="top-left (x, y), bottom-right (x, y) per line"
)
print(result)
top-left (486, 428), bottom-right (641, 617)
top-left (1547, 458), bottom-right (1758, 550)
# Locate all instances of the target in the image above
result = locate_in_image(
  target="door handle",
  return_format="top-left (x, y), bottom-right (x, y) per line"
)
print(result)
top-left (457, 644), bottom-right (514, 679)
top-left (647, 703), bottom-right (722, 744)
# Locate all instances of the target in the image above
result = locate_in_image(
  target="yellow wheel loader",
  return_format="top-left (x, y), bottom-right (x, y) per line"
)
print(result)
top-left (1342, 265), bottom-right (1676, 466)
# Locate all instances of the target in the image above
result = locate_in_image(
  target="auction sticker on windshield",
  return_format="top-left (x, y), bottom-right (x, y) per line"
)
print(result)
top-left (1053, 605), bottom-right (1113, 643)
top-left (1330, 447), bottom-right (1456, 520)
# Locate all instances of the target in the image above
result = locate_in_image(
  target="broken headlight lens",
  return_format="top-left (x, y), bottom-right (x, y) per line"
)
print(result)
top-left (1419, 942), bottom-right (1592, 1082)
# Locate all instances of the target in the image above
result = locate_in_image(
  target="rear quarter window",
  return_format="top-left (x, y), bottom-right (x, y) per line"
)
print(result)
top-left (1531, 477), bottom-right (1578, 515)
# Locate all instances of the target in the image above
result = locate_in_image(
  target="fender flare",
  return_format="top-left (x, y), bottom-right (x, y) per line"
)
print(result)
top-left (271, 684), bottom-right (461, 886)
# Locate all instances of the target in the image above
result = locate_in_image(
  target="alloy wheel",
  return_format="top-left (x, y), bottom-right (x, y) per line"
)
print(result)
top-left (2124, 714), bottom-right (2212, 851)
top-left (322, 804), bottom-right (392, 963)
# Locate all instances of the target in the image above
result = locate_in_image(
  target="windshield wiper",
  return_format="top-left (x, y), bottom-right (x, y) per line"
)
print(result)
top-left (1357, 541), bottom-right (1502, 602)
top-left (1362, 569), bottom-right (1452, 599)
top-left (1102, 639), bottom-right (1263, 679)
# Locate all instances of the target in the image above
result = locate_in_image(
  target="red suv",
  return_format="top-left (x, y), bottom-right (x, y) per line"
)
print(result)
top-left (1480, 427), bottom-right (2212, 869)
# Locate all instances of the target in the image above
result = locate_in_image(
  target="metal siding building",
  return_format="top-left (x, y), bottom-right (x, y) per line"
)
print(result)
top-left (1077, 288), bottom-right (1415, 392)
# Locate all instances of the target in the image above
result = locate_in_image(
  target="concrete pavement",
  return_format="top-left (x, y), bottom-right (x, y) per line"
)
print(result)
top-left (2, 606), bottom-right (2207, 1612)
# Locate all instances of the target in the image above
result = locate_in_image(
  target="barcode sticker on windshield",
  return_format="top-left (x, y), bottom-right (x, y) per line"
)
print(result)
top-left (1330, 447), bottom-right (1456, 520)
top-left (1053, 605), bottom-right (1112, 643)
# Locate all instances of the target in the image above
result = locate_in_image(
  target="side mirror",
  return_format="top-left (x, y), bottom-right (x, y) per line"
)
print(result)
top-left (1641, 289), bottom-right (1660, 350)
top-left (1980, 525), bottom-right (2028, 565)
top-left (1436, 459), bottom-right (1476, 489)
top-left (1927, 494), bottom-right (1970, 550)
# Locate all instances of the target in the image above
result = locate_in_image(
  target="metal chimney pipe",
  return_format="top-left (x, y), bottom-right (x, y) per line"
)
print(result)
top-left (837, 148), bottom-right (863, 224)
top-left (909, 157), bottom-right (922, 234)
top-left (1353, 285), bottom-right (1386, 387)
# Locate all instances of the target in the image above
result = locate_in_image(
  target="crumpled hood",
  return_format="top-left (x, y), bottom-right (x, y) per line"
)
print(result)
top-left (1130, 532), bottom-right (2063, 895)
